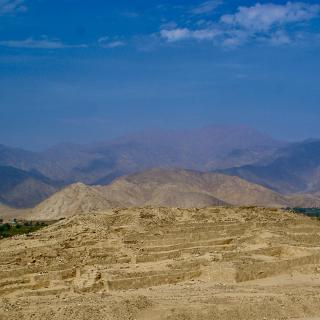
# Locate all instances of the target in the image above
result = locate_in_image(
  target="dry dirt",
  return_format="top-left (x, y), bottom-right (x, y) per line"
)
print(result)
top-left (1, 207), bottom-right (320, 319)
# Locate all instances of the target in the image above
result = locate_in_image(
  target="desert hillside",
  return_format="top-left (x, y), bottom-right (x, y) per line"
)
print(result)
top-left (27, 183), bottom-right (120, 220)
top-left (23, 169), bottom-right (296, 221)
top-left (102, 168), bottom-right (290, 208)
top-left (1, 207), bottom-right (320, 319)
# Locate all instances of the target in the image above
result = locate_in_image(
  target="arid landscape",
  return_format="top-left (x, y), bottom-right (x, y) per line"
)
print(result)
top-left (1, 207), bottom-right (320, 319)
top-left (2, 0), bottom-right (320, 318)
top-left (2, 137), bottom-right (320, 320)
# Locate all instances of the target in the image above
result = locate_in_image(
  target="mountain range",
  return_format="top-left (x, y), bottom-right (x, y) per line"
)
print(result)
top-left (1, 125), bottom-right (320, 213)
top-left (23, 168), bottom-right (290, 220)
top-left (0, 166), bottom-right (60, 208)
top-left (14, 168), bottom-right (320, 221)
top-left (220, 139), bottom-right (320, 194)
top-left (0, 125), bottom-right (281, 183)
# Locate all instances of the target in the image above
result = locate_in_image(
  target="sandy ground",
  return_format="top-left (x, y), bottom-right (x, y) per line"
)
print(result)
top-left (1, 206), bottom-right (320, 319)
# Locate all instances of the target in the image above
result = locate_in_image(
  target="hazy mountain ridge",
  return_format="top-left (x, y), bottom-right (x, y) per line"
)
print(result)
top-left (0, 144), bottom-right (39, 170)
top-left (0, 166), bottom-right (60, 208)
top-left (4, 127), bottom-right (320, 210)
top-left (219, 139), bottom-right (320, 194)
top-left (0, 144), bottom-right (66, 181)
top-left (1, 126), bottom-right (283, 185)
top-left (89, 125), bottom-right (282, 172)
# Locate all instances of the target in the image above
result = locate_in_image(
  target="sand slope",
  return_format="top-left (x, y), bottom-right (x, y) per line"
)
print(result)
top-left (27, 183), bottom-right (120, 220)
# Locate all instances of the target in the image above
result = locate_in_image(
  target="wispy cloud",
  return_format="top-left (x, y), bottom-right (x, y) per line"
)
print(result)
top-left (98, 37), bottom-right (126, 48)
top-left (191, 0), bottom-right (222, 15)
top-left (105, 41), bottom-right (126, 48)
top-left (0, 0), bottom-right (27, 15)
top-left (161, 2), bottom-right (320, 48)
top-left (161, 28), bottom-right (220, 42)
top-left (220, 2), bottom-right (320, 31)
top-left (0, 38), bottom-right (87, 49)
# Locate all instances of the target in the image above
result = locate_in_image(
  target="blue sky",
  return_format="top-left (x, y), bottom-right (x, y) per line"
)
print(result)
top-left (1, 0), bottom-right (320, 149)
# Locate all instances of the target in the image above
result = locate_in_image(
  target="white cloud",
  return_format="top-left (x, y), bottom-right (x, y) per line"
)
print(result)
top-left (160, 28), bottom-right (190, 42)
top-left (221, 2), bottom-right (320, 31)
top-left (161, 2), bottom-right (320, 48)
top-left (103, 41), bottom-right (126, 48)
top-left (0, 0), bottom-right (27, 15)
top-left (191, 0), bottom-right (222, 15)
top-left (0, 38), bottom-right (86, 49)
top-left (160, 28), bottom-right (220, 42)
top-left (98, 37), bottom-right (126, 48)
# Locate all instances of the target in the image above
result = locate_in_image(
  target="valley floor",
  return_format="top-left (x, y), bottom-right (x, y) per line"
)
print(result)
top-left (1, 207), bottom-right (320, 320)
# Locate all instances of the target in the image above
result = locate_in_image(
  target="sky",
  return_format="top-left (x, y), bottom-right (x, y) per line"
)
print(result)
top-left (0, 0), bottom-right (320, 150)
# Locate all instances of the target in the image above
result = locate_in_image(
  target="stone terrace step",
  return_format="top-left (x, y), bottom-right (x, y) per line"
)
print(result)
top-left (139, 238), bottom-right (234, 253)
top-left (0, 283), bottom-right (40, 297)
top-left (236, 253), bottom-right (320, 282)
top-left (137, 244), bottom-right (236, 263)
top-left (125, 231), bottom-right (244, 246)
top-left (15, 286), bottom-right (70, 297)
top-left (107, 269), bottom-right (202, 291)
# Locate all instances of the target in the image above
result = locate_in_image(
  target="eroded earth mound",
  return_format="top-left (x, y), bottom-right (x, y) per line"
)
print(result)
top-left (1, 207), bottom-right (320, 319)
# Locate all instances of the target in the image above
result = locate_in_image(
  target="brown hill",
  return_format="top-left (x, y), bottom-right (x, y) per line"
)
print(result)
top-left (30, 169), bottom-right (294, 220)
top-left (27, 183), bottom-right (119, 220)
top-left (26, 171), bottom-right (230, 220)
top-left (101, 168), bottom-right (290, 208)
top-left (25, 169), bottom-right (320, 221)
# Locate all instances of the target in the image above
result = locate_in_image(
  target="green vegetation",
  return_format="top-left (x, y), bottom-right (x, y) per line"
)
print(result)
top-left (0, 220), bottom-right (49, 239)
